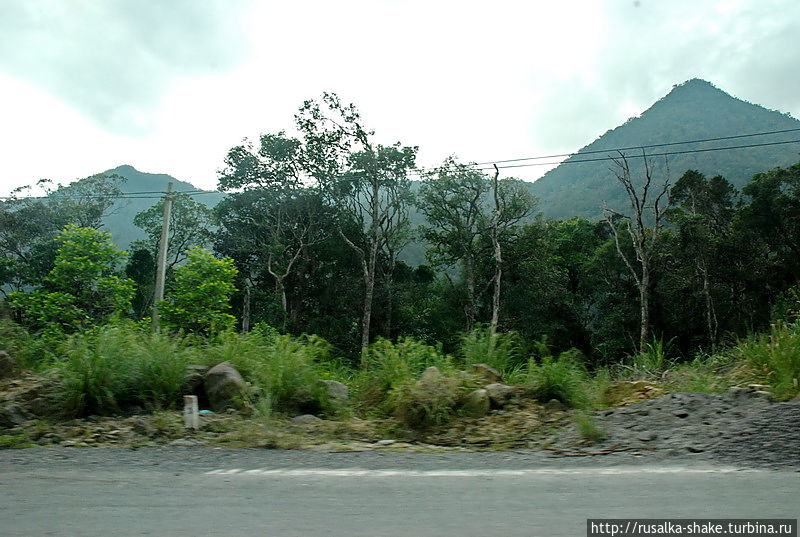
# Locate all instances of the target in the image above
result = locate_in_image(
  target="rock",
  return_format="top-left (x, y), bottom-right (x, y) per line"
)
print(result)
top-left (461, 389), bottom-right (491, 417)
top-left (131, 418), bottom-right (156, 437)
top-left (183, 365), bottom-right (210, 396)
top-left (484, 383), bottom-right (516, 408)
top-left (376, 439), bottom-right (396, 446)
top-left (0, 403), bottom-right (32, 428)
top-left (637, 432), bottom-right (658, 442)
top-left (204, 362), bottom-right (247, 412)
top-left (320, 380), bottom-right (349, 404)
top-left (544, 399), bottom-right (566, 412)
top-left (419, 366), bottom-right (443, 385)
top-left (27, 397), bottom-right (52, 416)
top-left (167, 438), bottom-right (201, 447)
top-left (0, 351), bottom-right (17, 379)
top-left (469, 364), bottom-right (503, 385)
top-left (603, 381), bottom-right (663, 407)
top-left (292, 414), bottom-right (322, 425)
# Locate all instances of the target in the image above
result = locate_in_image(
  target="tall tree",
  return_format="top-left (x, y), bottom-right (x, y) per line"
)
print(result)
top-left (296, 93), bottom-right (417, 353)
top-left (419, 158), bottom-right (534, 331)
top-left (603, 151), bottom-right (670, 353)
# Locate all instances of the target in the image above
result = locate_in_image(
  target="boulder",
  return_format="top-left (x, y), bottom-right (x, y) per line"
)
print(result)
top-left (461, 389), bottom-right (491, 417)
top-left (603, 381), bottom-right (663, 407)
top-left (183, 365), bottom-right (210, 397)
top-left (419, 366), bottom-right (443, 385)
top-left (0, 403), bottom-right (32, 428)
top-left (485, 383), bottom-right (517, 408)
top-left (203, 362), bottom-right (248, 412)
top-left (292, 414), bottom-right (322, 425)
top-left (469, 363), bottom-right (503, 385)
top-left (320, 380), bottom-right (349, 404)
top-left (0, 351), bottom-right (17, 379)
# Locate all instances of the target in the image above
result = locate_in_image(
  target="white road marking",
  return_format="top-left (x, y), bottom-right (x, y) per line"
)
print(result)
top-left (204, 466), bottom-right (758, 477)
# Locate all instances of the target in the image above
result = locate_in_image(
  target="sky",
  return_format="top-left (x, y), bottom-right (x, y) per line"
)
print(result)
top-left (1, 0), bottom-right (799, 196)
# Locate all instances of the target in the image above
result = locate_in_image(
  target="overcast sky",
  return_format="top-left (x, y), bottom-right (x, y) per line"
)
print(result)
top-left (1, 0), bottom-right (799, 195)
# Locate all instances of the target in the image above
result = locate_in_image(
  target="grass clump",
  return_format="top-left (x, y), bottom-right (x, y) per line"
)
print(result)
top-left (458, 324), bottom-right (524, 375)
top-left (355, 337), bottom-right (455, 412)
top-left (526, 348), bottom-right (590, 409)
top-left (56, 324), bottom-right (195, 415)
top-left (574, 411), bottom-right (606, 444)
top-left (0, 434), bottom-right (34, 449)
top-left (627, 337), bottom-right (673, 378)
top-left (733, 321), bottom-right (800, 400)
top-left (387, 367), bottom-right (463, 429)
top-left (207, 331), bottom-right (335, 416)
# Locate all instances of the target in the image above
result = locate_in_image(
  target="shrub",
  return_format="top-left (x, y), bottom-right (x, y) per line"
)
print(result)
top-left (526, 348), bottom-right (590, 408)
top-left (574, 411), bottom-right (606, 444)
top-left (355, 337), bottom-right (454, 410)
top-left (627, 337), bottom-right (673, 377)
top-left (206, 331), bottom-right (334, 415)
top-left (56, 324), bottom-right (193, 415)
top-left (458, 324), bottom-right (524, 374)
top-left (388, 374), bottom-right (460, 429)
top-left (735, 321), bottom-right (800, 400)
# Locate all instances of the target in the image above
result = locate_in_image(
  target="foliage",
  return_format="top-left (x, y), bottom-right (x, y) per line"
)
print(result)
top-left (526, 348), bottom-right (590, 408)
top-left (158, 247), bottom-right (238, 334)
top-left (355, 337), bottom-right (454, 410)
top-left (56, 325), bottom-right (194, 415)
top-left (628, 337), bottom-right (673, 377)
top-left (458, 324), bottom-right (524, 373)
top-left (574, 412), bottom-right (606, 444)
top-left (8, 225), bottom-right (135, 333)
top-left (733, 321), bottom-right (800, 400)
top-left (387, 372), bottom-right (460, 429)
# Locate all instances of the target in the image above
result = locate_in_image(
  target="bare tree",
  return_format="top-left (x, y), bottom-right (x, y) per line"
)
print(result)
top-left (603, 150), bottom-right (670, 353)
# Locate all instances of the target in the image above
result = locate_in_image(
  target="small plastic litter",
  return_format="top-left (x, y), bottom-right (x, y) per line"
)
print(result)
top-left (198, 410), bottom-right (215, 415)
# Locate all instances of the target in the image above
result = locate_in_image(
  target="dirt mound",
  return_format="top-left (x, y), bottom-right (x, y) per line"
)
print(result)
top-left (556, 388), bottom-right (799, 469)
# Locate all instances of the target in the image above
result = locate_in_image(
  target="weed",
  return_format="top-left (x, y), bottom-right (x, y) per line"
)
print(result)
top-left (458, 325), bottom-right (524, 374)
top-left (0, 434), bottom-right (34, 449)
top-left (526, 348), bottom-right (590, 408)
top-left (733, 321), bottom-right (800, 400)
top-left (574, 412), bottom-right (606, 444)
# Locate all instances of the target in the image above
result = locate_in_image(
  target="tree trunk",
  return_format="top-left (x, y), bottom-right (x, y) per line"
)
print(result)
top-left (464, 256), bottom-right (477, 332)
top-left (275, 277), bottom-right (288, 330)
top-left (490, 165), bottom-right (502, 338)
top-left (699, 259), bottom-right (717, 352)
top-left (241, 281), bottom-right (251, 333)
top-left (639, 264), bottom-right (650, 353)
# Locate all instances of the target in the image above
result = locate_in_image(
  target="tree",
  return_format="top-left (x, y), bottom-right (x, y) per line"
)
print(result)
top-left (666, 170), bottom-right (736, 350)
top-left (296, 93), bottom-right (417, 353)
top-left (0, 174), bottom-right (123, 290)
top-left (418, 157), bottom-right (534, 331)
top-left (132, 192), bottom-right (214, 273)
top-left (158, 247), bottom-right (238, 334)
top-left (8, 225), bottom-right (135, 332)
top-left (603, 151), bottom-right (670, 353)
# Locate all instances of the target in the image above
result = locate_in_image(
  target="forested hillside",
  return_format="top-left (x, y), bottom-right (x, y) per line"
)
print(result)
top-left (530, 79), bottom-right (800, 220)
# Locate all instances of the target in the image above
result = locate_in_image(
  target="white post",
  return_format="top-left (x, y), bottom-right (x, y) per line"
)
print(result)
top-left (183, 395), bottom-right (199, 430)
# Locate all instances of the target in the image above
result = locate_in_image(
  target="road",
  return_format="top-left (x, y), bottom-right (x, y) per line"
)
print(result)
top-left (1, 448), bottom-right (797, 536)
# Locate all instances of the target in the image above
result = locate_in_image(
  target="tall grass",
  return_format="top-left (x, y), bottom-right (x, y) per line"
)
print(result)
top-left (355, 337), bottom-right (455, 410)
top-left (627, 337), bottom-right (673, 377)
top-left (733, 321), bottom-right (800, 400)
top-left (526, 348), bottom-right (590, 408)
top-left (458, 324), bottom-right (523, 374)
top-left (57, 325), bottom-right (195, 415)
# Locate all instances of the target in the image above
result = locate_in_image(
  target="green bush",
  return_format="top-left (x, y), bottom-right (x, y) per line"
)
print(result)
top-left (387, 372), bottom-right (460, 429)
top-left (355, 337), bottom-right (455, 410)
top-left (526, 348), bottom-right (590, 408)
top-left (56, 324), bottom-right (193, 415)
top-left (458, 324), bottom-right (524, 374)
top-left (627, 337), bottom-right (673, 377)
top-left (206, 331), bottom-right (334, 415)
top-left (735, 321), bottom-right (800, 400)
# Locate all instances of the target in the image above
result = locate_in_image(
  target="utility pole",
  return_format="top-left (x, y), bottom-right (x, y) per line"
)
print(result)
top-left (152, 182), bottom-right (174, 329)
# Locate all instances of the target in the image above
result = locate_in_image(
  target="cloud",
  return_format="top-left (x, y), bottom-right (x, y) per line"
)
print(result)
top-left (528, 0), bottom-right (800, 153)
top-left (0, 0), bottom-right (252, 135)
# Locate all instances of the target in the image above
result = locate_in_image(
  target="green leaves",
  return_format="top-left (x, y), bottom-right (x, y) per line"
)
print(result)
top-left (158, 247), bottom-right (238, 334)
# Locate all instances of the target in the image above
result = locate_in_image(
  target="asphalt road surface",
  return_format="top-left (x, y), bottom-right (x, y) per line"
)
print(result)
top-left (1, 448), bottom-right (797, 537)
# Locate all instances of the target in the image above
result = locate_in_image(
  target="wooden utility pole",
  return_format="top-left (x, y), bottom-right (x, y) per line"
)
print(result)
top-left (152, 182), bottom-right (174, 329)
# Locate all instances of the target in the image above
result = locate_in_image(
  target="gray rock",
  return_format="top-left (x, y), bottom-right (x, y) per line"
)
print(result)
top-left (419, 366), bottom-right (443, 385)
top-left (292, 414), bottom-right (322, 425)
top-left (183, 365), bottom-right (210, 396)
top-left (376, 439), bottom-right (396, 446)
top-left (0, 351), bottom-right (16, 379)
top-left (320, 380), bottom-right (349, 404)
top-left (0, 403), bottom-right (31, 428)
top-left (204, 362), bottom-right (247, 412)
top-left (469, 364), bottom-right (503, 385)
top-left (484, 383), bottom-right (516, 408)
top-left (461, 389), bottom-right (491, 417)
top-left (27, 397), bottom-right (52, 416)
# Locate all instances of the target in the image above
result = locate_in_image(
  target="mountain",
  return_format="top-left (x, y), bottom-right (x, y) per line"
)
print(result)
top-left (529, 79), bottom-right (800, 220)
top-left (101, 165), bottom-right (223, 249)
